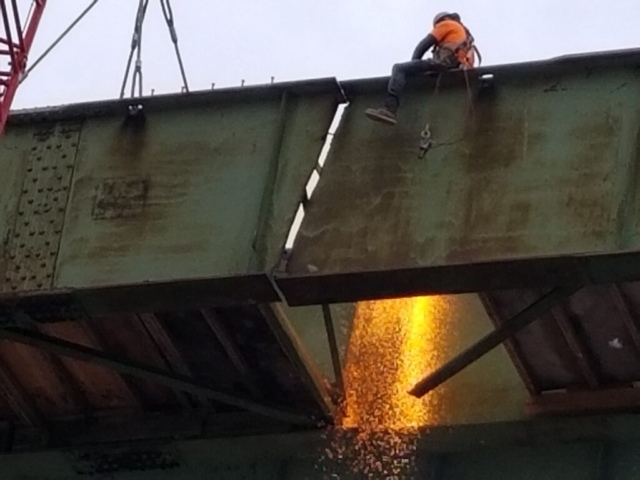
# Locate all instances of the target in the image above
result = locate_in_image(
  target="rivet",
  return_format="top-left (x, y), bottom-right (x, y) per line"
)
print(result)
top-left (56, 144), bottom-right (62, 149)
top-left (52, 165), bottom-right (58, 170)
top-left (39, 231), bottom-right (45, 236)
top-left (44, 241), bottom-right (51, 246)
top-left (47, 187), bottom-right (53, 192)
top-left (14, 233), bottom-right (19, 238)
top-left (20, 275), bottom-right (26, 281)
top-left (46, 274), bottom-right (52, 278)
top-left (19, 243), bottom-right (25, 248)
top-left (32, 178), bottom-right (37, 183)
top-left (61, 154), bottom-right (68, 159)
top-left (37, 188), bottom-right (43, 193)
top-left (36, 156), bottom-right (42, 161)
top-left (50, 251), bottom-right (56, 256)
top-left (40, 263), bottom-right (46, 268)
top-left (37, 282), bottom-right (43, 288)
top-left (42, 166), bottom-right (49, 171)
top-left (27, 199), bottom-right (34, 205)
top-left (46, 145), bottom-right (52, 150)
top-left (11, 285), bottom-right (16, 291)
top-left (22, 189), bottom-right (28, 194)
top-left (27, 167), bottom-right (33, 172)
top-left (29, 231), bottom-right (35, 237)
top-left (31, 146), bottom-right (37, 152)
top-left (30, 275), bottom-right (36, 280)
top-left (25, 253), bottom-right (31, 258)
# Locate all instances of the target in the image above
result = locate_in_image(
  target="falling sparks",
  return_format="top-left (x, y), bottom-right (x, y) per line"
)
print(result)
top-left (321, 296), bottom-right (449, 478)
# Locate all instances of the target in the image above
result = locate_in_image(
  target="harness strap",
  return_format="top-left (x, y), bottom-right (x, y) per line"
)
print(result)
top-left (434, 23), bottom-right (481, 69)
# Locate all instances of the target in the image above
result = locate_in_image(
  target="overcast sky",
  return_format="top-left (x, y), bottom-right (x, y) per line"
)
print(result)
top-left (13, 0), bottom-right (639, 109)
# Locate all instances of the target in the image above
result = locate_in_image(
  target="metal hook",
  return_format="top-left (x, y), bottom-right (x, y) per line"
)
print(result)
top-left (418, 123), bottom-right (433, 159)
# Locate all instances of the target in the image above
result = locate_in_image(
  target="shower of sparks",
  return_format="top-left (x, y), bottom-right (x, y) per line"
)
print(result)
top-left (321, 296), bottom-right (450, 478)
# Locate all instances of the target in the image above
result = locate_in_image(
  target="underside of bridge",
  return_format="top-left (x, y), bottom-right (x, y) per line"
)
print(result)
top-left (0, 49), bottom-right (639, 478)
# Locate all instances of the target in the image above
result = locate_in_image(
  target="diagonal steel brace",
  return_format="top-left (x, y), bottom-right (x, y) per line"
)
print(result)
top-left (409, 285), bottom-right (581, 398)
top-left (0, 325), bottom-right (318, 426)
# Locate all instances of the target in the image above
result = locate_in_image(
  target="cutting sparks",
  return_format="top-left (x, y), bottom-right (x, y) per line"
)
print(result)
top-left (322, 296), bottom-right (449, 478)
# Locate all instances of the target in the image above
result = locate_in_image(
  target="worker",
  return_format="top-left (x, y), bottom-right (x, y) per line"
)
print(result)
top-left (365, 12), bottom-right (478, 126)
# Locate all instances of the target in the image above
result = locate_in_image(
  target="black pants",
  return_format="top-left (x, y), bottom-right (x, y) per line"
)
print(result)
top-left (384, 59), bottom-right (451, 113)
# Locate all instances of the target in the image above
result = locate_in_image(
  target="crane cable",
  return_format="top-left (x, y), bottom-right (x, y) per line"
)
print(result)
top-left (20, 0), bottom-right (102, 84)
top-left (159, 0), bottom-right (189, 93)
top-left (119, 0), bottom-right (149, 99)
top-left (120, 0), bottom-right (189, 99)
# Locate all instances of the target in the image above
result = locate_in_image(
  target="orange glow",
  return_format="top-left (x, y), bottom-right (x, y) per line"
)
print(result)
top-left (324, 296), bottom-right (448, 477)
top-left (342, 296), bottom-right (447, 430)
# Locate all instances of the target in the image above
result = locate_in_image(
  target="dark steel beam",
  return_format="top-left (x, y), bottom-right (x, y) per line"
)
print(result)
top-left (321, 304), bottom-right (344, 393)
top-left (0, 357), bottom-right (44, 429)
top-left (410, 286), bottom-right (581, 398)
top-left (199, 309), bottom-right (262, 399)
top-left (44, 348), bottom-right (93, 418)
top-left (138, 313), bottom-right (200, 408)
top-left (527, 387), bottom-right (640, 417)
top-left (0, 327), bottom-right (317, 427)
top-left (478, 293), bottom-right (539, 395)
top-left (258, 304), bottom-right (334, 417)
top-left (0, 275), bottom-right (279, 322)
top-left (551, 309), bottom-right (600, 388)
top-left (608, 286), bottom-right (640, 357)
top-left (81, 321), bottom-right (143, 409)
top-left (278, 251), bottom-right (640, 306)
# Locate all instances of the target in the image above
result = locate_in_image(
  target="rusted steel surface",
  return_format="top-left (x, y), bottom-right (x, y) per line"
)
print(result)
top-left (484, 281), bottom-right (640, 412)
top-left (280, 50), bottom-right (640, 305)
top-left (2, 122), bottom-right (80, 294)
top-left (0, 303), bottom-right (335, 451)
top-left (0, 78), bottom-right (343, 310)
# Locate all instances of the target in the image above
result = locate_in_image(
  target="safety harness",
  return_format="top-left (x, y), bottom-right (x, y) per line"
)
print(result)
top-left (433, 24), bottom-right (482, 69)
top-left (418, 23), bottom-right (481, 158)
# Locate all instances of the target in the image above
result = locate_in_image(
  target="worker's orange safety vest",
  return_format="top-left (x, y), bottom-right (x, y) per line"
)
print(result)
top-left (433, 25), bottom-right (481, 69)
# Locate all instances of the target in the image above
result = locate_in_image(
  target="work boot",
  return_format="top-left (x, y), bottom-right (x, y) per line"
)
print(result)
top-left (365, 107), bottom-right (397, 126)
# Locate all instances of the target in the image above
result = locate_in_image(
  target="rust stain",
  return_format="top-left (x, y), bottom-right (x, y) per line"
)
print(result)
top-left (446, 99), bottom-right (548, 262)
top-left (292, 103), bottom-right (422, 272)
top-left (108, 113), bottom-right (149, 166)
top-left (562, 108), bottom-right (620, 244)
top-left (92, 178), bottom-right (149, 220)
top-left (0, 341), bottom-right (75, 416)
top-left (463, 98), bottom-right (524, 174)
top-left (42, 321), bottom-right (141, 409)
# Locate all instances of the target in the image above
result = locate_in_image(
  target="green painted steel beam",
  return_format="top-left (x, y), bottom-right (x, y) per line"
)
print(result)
top-left (280, 50), bottom-right (640, 305)
top-left (0, 79), bottom-right (343, 311)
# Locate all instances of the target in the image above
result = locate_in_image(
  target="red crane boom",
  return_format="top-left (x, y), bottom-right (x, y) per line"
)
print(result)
top-left (0, 0), bottom-right (47, 135)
